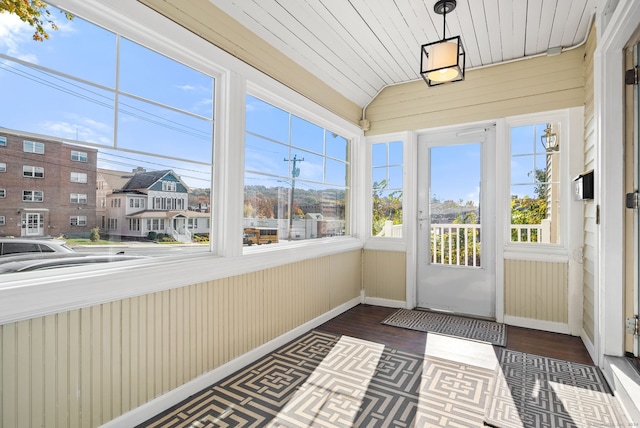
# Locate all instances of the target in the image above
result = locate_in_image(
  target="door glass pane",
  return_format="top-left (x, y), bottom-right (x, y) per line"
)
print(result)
top-left (429, 143), bottom-right (481, 267)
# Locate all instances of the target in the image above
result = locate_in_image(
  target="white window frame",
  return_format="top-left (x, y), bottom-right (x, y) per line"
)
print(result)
top-left (23, 140), bottom-right (45, 154)
top-left (70, 172), bottom-right (88, 183)
top-left (0, 189), bottom-right (5, 198)
top-left (23, 165), bottom-right (44, 178)
top-left (0, 136), bottom-right (6, 146)
top-left (0, 162), bottom-right (5, 172)
top-left (22, 190), bottom-right (44, 202)
top-left (70, 215), bottom-right (87, 226)
top-left (70, 193), bottom-right (88, 204)
top-left (501, 108), bottom-right (583, 260)
top-left (0, 216), bottom-right (5, 226)
top-left (363, 132), bottom-right (413, 252)
top-left (71, 150), bottom-right (88, 162)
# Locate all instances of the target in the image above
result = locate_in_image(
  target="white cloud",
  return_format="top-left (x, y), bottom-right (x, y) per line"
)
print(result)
top-left (41, 119), bottom-right (112, 146)
top-left (176, 84), bottom-right (196, 91)
top-left (0, 12), bottom-right (36, 60)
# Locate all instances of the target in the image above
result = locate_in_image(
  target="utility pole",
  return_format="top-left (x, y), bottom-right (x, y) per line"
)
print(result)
top-left (284, 154), bottom-right (304, 240)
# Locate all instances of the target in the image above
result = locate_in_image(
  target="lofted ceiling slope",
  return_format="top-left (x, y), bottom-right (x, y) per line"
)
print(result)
top-left (209, 0), bottom-right (598, 108)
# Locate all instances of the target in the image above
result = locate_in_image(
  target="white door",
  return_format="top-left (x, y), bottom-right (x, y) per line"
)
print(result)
top-left (417, 128), bottom-right (496, 319)
top-left (24, 213), bottom-right (42, 236)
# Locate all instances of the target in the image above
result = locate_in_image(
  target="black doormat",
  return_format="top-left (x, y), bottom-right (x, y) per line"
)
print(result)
top-left (484, 349), bottom-right (629, 428)
top-left (381, 308), bottom-right (507, 346)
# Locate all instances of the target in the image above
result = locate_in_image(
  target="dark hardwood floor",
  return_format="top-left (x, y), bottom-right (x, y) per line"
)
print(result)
top-left (318, 304), bottom-right (594, 365)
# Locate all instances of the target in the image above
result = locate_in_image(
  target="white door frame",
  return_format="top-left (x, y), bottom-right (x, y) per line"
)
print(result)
top-left (414, 124), bottom-right (497, 319)
top-left (595, 0), bottom-right (640, 363)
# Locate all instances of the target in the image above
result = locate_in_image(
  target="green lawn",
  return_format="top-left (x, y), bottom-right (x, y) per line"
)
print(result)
top-left (64, 238), bottom-right (124, 246)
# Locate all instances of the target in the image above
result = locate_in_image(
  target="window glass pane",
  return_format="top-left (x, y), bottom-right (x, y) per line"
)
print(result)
top-left (326, 134), bottom-right (348, 160)
top-left (245, 134), bottom-right (289, 177)
top-left (371, 141), bottom-right (403, 237)
top-left (118, 38), bottom-right (213, 118)
top-left (325, 159), bottom-right (347, 186)
top-left (117, 95), bottom-right (212, 162)
top-left (246, 95), bottom-right (289, 143)
top-left (0, 5), bottom-right (214, 272)
top-left (244, 96), bottom-right (349, 246)
top-left (3, 60), bottom-right (115, 145)
top-left (372, 143), bottom-right (387, 167)
top-left (291, 116), bottom-right (323, 154)
top-left (389, 141), bottom-right (403, 165)
top-left (510, 122), bottom-right (561, 244)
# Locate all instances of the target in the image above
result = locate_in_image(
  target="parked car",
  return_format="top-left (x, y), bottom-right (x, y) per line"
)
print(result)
top-left (0, 238), bottom-right (74, 256)
top-left (0, 253), bottom-right (147, 274)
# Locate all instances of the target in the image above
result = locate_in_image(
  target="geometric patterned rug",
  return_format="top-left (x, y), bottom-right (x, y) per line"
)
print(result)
top-left (381, 308), bottom-right (507, 347)
top-left (484, 349), bottom-right (629, 428)
top-left (138, 329), bottom-right (495, 427)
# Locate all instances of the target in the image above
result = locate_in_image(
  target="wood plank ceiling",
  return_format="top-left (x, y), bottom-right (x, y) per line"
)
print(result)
top-left (209, 0), bottom-right (598, 107)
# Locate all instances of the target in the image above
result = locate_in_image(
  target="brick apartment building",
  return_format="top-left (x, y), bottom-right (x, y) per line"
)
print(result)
top-left (0, 131), bottom-right (98, 238)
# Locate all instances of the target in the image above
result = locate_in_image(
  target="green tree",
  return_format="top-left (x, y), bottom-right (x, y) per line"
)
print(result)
top-left (371, 180), bottom-right (403, 236)
top-left (510, 168), bottom-right (548, 241)
top-left (0, 0), bottom-right (72, 41)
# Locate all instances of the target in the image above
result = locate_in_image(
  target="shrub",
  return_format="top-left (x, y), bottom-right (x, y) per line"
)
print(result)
top-left (90, 228), bottom-right (100, 242)
top-left (147, 231), bottom-right (157, 240)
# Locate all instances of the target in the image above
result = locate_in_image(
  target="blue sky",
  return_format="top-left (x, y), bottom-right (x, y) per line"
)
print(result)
top-left (0, 7), bottom-right (214, 187)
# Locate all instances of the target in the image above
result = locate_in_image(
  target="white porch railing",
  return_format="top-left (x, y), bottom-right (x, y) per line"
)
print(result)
top-left (376, 221), bottom-right (549, 266)
top-left (430, 223), bottom-right (480, 267)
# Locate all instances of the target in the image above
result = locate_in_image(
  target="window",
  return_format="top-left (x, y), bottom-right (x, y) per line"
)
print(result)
top-left (128, 218), bottom-right (140, 231)
top-left (70, 216), bottom-right (87, 226)
top-left (0, 4), bottom-right (215, 268)
top-left (23, 165), bottom-right (44, 178)
top-left (0, 163), bottom-right (5, 172)
top-left (0, 189), bottom-right (5, 198)
top-left (0, 216), bottom-right (5, 226)
top-left (70, 193), bottom-right (88, 204)
top-left (188, 218), bottom-right (198, 229)
top-left (23, 141), bottom-right (45, 154)
top-left (22, 190), bottom-right (44, 202)
top-left (509, 121), bottom-right (561, 244)
top-left (162, 181), bottom-right (177, 191)
top-left (128, 198), bottom-right (144, 208)
top-left (371, 141), bottom-right (403, 237)
top-left (70, 172), bottom-right (87, 183)
top-left (0, 136), bottom-right (6, 146)
top-left (71, 150), bottom-right (88, 162)
top-left (244, 95), bottom-right (350, 243)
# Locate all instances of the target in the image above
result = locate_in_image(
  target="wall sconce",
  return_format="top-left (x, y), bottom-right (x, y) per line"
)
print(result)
top-left (420, 0), bottom-right (465, 86)
top-left (541, 123), bottom-right (558, 152)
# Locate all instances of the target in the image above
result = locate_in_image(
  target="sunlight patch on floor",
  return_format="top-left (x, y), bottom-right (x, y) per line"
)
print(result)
top-left (423, 332), bottom-right (499, 370)
top-left (267, 335), bottom-right (384, 427)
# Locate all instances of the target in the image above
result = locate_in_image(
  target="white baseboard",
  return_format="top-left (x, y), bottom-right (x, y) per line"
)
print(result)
top-left (581, 330), bottom-right (597, 365)
top-left (363, 296), bottom-right (406, 308)
top-left (503, 315), bottom-right (570, 335)
top-left (101, 296), bottom-right (361, 428)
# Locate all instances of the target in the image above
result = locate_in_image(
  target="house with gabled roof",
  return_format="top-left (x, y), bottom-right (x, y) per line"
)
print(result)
top-left (105, 169), bottom-right (210, 242)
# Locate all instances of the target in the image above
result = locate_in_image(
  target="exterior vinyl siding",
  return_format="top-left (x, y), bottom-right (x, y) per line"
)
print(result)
top-left (504, 259), bottom-right (569, 324)
top-left (0, 251), bottom-right (361, 428)
top-left (582, 23), bottom-right (597, 344)
top-left (363, 250), bottom-right (406, 302)
top-left (138, 0), bottom-right (362, 127)
top-left (364, 47), bottom-right (586, 135)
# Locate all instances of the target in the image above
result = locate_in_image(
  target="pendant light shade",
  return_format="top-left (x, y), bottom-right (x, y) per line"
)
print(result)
top-left (420, 0), bottom-right (466, 87)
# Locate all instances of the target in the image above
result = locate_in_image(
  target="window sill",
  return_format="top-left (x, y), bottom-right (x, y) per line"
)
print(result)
top-left (0, 236), bottom-right (363, 325)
